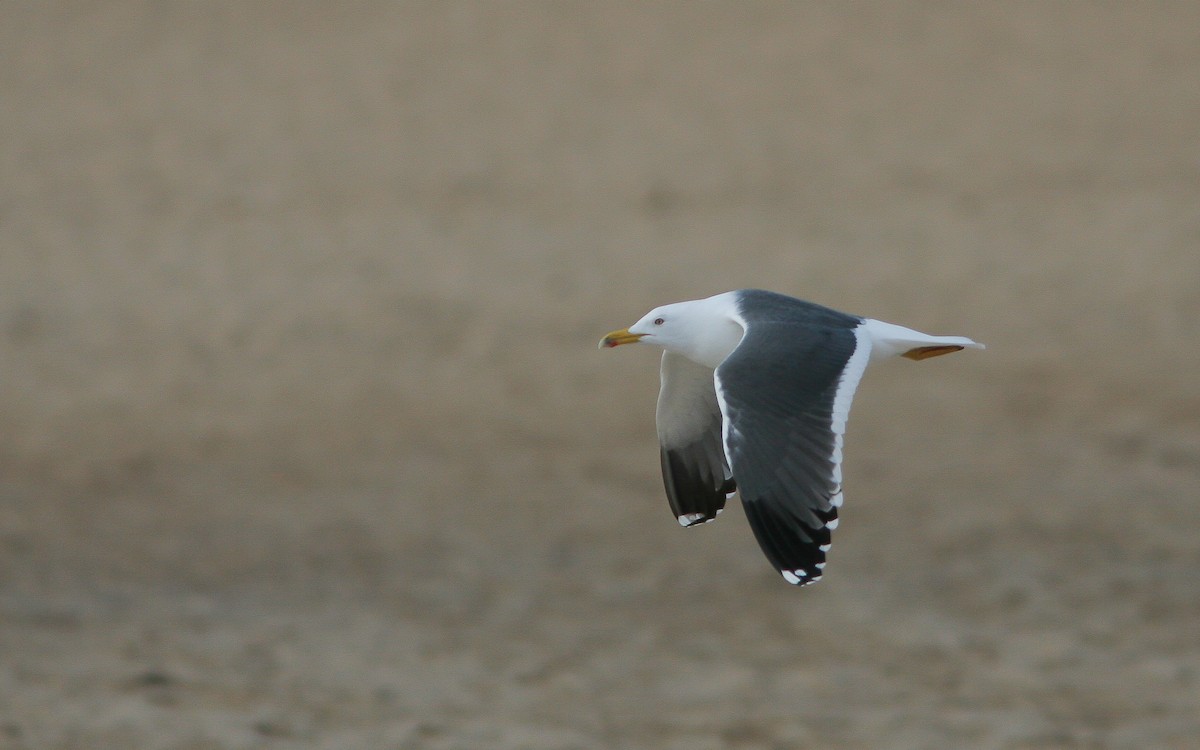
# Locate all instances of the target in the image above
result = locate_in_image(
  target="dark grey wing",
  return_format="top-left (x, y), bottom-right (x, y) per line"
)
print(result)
top-left (715, 321), bottom-right (871, 585)
top-left (656, 351), bottom-right (736, 527)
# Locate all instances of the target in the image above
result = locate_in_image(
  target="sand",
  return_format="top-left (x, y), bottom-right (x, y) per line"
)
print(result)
top-left (2, 3), bottom-right (1199, 749)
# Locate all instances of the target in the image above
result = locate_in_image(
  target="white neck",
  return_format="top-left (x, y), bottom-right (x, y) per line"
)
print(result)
top-left (672, 293), bottom-right (745, 368)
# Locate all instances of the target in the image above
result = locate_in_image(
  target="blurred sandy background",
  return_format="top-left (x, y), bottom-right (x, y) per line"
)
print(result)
top-left (2, 3), bottom-right (1199, 749)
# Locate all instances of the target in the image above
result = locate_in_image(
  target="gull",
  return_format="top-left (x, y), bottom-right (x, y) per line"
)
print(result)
top-left (601, 289), bottom-right (983, 586)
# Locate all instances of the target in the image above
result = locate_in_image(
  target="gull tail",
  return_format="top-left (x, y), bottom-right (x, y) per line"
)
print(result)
top-left (860, 319), bottom-right (984, 362)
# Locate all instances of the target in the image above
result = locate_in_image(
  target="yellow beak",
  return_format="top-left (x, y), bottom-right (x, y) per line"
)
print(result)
top-left (599, 328), bottom-right (646, 349)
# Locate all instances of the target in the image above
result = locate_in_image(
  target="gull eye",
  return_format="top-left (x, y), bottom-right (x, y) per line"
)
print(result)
top-left (654, 317), bottom-right (664, 325)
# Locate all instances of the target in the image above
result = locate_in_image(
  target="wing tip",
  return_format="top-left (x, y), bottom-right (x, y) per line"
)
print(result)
top-left (678, 512), bottom-right (710, 527)
top-left (781, 568), bottom-right (823, 586)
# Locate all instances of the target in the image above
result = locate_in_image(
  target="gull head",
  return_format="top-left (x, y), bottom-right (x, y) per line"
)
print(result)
top-left (599, 294), bottom-right (744, 368)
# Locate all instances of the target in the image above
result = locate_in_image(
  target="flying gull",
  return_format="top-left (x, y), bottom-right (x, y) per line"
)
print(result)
top-left (600, 289), bottom-right (983, 586)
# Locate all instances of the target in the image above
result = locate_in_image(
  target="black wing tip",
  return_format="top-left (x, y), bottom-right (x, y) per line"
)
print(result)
top-left (660, 447), bottom-right (731, 525)
top-left (780, 564), bottom-right (826, 586)
top-left (742, 500), bottom-right (837, 588)
top-left (677, 508), bottom-right (723, 527)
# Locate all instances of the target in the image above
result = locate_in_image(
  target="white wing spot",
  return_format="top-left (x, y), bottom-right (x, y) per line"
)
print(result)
top-left (826, 517), bottom-right (840, 530)
top-left (678, 513), bottom-right (707, 526)
top-left (781, 568), bottom-right (826, 586)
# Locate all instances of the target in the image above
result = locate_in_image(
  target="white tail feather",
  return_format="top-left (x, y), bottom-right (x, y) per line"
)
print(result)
top-left (861, 319), bottom-right (984, 362)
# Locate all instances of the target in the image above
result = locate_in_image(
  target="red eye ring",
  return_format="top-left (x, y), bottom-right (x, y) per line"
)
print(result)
top-left (654, 318), bottom-right (664, 325)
